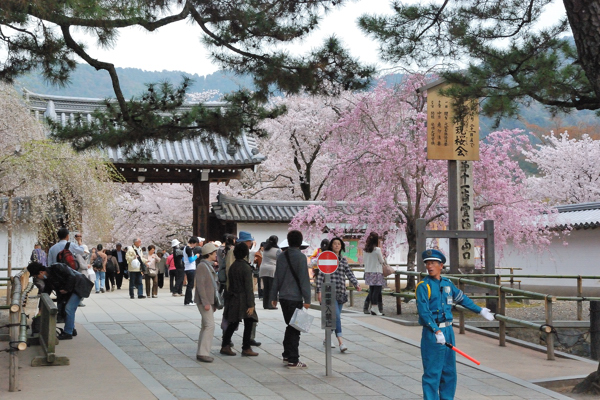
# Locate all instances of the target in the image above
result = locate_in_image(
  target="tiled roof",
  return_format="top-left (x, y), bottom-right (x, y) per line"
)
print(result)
top-left (24, 89), bottom-right (265, 167)
top-left (211, 193), bottom-right (321, 222)
top-left (555, 202), bottom-right (600, 229)
top-left (211, 193), bottom-right (353, 222)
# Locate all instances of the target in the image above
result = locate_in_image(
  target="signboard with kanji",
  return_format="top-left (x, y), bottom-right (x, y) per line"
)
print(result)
top-left (425, 81), bottom-right (480, 161)
top-left (317, 251), bottom-right (339, 274)
top-left (321, 282), bottom-right (335, 329)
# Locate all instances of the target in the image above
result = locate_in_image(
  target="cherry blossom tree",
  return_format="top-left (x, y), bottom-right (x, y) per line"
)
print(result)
top-left (0, 82), bottom-right (118, 247)
top-left (111, 183), bottom-right (193, 249)
top-left (524, 132), bottom-right (600, 205)
top-left (215, 92), bottom-right (355, 200)
top-left (291, 76), bottom-right (554, 289)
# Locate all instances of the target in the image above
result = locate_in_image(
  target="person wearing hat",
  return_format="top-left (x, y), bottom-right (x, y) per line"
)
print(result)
top-left (194, 242), bottom-right (220, 363)
top-left (417, 249), bottom-right (495, 400)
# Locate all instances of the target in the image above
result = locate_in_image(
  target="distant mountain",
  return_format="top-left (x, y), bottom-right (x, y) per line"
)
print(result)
top-left (16, 64), bottom-right (254, 99)
top-left (16, 63), bottom-right (600, 134)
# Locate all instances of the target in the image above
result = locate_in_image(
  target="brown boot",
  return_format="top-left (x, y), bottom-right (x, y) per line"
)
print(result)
top-left (241, 347), bottom-right (258, 357)
top-left (220, 345), bottom-right (236, 356)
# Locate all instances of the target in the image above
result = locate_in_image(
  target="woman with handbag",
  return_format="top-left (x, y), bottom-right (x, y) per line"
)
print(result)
top-left (144, 245), bottom-right (160, 298)
top-left (194, 243), bottom-right (220, 363)
top-left (363, 232), bottom-right (386, 316)
top-left (316, 237), bottom-right (361, 353)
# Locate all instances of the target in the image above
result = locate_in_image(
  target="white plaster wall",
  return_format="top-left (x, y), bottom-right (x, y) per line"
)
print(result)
top-left (236, 222), bottom-right (413, 265)
top-left (500, 228), bottom-right (600, 294)
top-left (0, 223), bottom-right (37, 279)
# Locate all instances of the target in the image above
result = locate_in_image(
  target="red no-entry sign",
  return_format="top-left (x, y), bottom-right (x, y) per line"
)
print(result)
top-left (317, 251), bottom-right (339, 274)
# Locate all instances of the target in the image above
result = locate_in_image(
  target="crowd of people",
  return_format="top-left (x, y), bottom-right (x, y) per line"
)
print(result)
top-left (26, 228), bottom-right (374, 366)
top-left (24, 226), bottom-right (497, 397)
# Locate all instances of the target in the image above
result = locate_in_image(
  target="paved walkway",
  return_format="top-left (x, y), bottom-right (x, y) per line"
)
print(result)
top-left (2, 286), bottom-right (595, 399)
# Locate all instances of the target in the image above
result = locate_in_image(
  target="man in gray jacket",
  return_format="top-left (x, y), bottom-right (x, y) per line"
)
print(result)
top-left (270, 230), bottom-right (312, 369)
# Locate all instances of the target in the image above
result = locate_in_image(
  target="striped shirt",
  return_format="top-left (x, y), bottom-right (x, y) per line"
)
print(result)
top-left (315, 256), bottom-right (359, 304)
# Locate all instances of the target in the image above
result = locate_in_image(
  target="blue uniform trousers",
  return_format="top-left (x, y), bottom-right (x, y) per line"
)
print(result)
top-left (421, 325), bottom-right (457, 400)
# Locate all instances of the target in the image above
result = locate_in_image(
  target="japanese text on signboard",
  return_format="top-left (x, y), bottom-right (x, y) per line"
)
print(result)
top-left (426, 83), bottom-right (479, 161)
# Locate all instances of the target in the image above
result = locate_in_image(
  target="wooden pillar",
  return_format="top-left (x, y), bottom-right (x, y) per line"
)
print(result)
top-left (591, 301), bottom-right (600, 360)
top-left (192, 180), bottom-right (210, 238)
top-left (448, 160), bottom-right (459, 274)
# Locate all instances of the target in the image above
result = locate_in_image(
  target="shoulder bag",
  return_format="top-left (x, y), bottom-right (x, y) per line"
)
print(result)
top-left (382, 263), bottom-right (394, 277)
top-left (134, 249), bottom-right (147, 273)
top-left (203, 262), bottom-right (224, 309)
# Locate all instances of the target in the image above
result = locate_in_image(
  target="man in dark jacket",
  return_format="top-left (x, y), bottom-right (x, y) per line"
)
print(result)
top-left (270, 230), bottom-right (312, 369)
top-left (112, 243), bottom-right (128, 289)
top-left (28, 261), bottom-right (94, 340)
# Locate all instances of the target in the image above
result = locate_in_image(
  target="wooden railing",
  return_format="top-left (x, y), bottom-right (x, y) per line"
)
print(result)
top-left (31, 293), bottom-right (69, 367)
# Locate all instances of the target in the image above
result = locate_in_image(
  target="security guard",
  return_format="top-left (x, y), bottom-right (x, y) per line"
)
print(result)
top-left (416, 249), bottom-right (494, 400)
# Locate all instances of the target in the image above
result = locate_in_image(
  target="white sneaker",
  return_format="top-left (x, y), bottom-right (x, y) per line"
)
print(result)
top-left (323, 340), bottom-right (335, 348)
top-left (339, 344), bottom-right (348, 353)
top-left (370, 308), bottom-right (383, 316)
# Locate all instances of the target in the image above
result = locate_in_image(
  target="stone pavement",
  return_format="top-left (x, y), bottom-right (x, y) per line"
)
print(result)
top-left (2, 286), bottom-right (592, 399)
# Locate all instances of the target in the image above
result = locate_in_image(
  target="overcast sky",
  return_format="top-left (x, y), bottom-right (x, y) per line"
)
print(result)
top-left (73, 0), bottom-right (567, 77)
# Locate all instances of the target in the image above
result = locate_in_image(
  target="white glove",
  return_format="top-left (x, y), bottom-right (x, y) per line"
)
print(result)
top-left (480, 308), bottom-right (495, 321)
top-left (435, 331), bottom-right (446, 345)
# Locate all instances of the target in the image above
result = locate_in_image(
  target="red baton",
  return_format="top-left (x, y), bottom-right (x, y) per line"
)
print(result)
top-left (445, 343), bottom-right (480, 365)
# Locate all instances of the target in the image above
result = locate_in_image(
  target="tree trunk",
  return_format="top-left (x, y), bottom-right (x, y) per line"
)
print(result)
top-left (563, 1), bottom-right (600, 101)
top-left (404, 219), bottom-right (417, 291)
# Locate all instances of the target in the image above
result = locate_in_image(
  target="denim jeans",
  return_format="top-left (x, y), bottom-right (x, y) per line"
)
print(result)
top-left (184, 270), bottom-right (196, 304)
top-left (335, 301), bottom-right (343, 337)
top-left (129, 271), bottom-right (144, 297)
top-left (95, 271), bottom-right (106, 291)
top-left (64, 292), bottom-right (81, 335)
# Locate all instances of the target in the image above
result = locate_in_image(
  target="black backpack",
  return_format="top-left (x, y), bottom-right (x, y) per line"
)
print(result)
top-left (105, 258), bottom-right (116, 274)
top-left (92, 255), bottom-right (103, 270)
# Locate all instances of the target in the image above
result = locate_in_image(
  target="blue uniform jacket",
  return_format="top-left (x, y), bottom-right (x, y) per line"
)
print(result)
top-left (416, 276), bottom-right (482, 332)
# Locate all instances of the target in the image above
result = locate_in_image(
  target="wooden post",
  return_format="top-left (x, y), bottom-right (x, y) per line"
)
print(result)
top-left (545, 296), bottom-right (555, 361)
top-left (349, 288), bottom-right (354, 307)
top-left (459, 281), bottom-right (465, 334)
top-left (6, 193), bottom-right (13, 305)
top-left (577, 276), bottom-right (583, 321)
top-left (9, 289), bottom-right (18, 392)
top-left (498, 288), bottom-right (506, 347)
top-left (192, 180), bottom-right (210, 238)
top-left (395, 274), bottom-right (402, 315)
top-left (484, 220), bottom-right (497, 313)
top-left (448, 160), bottom-right (459, 274)
top-left (591, 301), bottom-right (600, 360)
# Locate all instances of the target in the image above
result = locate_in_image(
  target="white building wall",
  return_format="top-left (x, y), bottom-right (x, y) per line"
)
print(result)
top-left (0, 223), bottom-right (37, 279)
top-left (500, 228), bottom-right (600, 295)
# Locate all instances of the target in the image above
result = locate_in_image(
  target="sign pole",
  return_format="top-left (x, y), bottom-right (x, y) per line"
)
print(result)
top-left (317, 250), bottom-right (338, 377)
top-left (324, 274), bottom-right (332, 376)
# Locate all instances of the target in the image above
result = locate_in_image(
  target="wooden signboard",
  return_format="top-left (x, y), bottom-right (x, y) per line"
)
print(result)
top-left (425, 81), bottom-right (479, 161)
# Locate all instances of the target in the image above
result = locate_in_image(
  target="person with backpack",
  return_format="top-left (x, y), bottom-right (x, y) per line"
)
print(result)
top-left (170, 239), bottom-right (185, 297)
top-left (104, 248), bottom-right (119, 292)
top-left (27, 261), bottom-right (94, 340)
top-left (91, 244), bottom-right (108, 293)
top-left (47, 228), bottom-right (85, 267)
